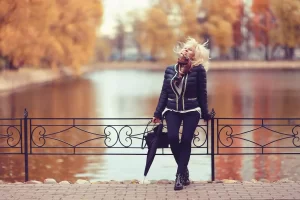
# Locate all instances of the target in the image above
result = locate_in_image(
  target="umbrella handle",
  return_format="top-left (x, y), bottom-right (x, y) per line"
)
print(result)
top-left (141, 120), bottom-right (152, 149)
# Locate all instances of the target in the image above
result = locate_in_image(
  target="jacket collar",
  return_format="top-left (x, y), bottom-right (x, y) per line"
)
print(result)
top-left (174, 64), bottom-right (178, 72)
top-left (174, 64), bottom-right (203, 73)
top-left (190, 64), bottom-right (204, 72)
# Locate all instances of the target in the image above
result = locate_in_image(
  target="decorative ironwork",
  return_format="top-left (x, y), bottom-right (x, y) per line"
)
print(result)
top-left (218, 125), bottom-right (234, 147)
top-left (31, 124), bottom-right (119, 150)
top-left (292, 125), bottom-right (300, 147)
top-left (0, 125), bottom-right (22, 148)
top-left (193, 125), bottom-right (208, 147)
top-left (217, 118), bottom-right (300, 154)
top-left (118, 125), bottom-right (145, 148)
top-left (4, 108), bottom-right (300, 183)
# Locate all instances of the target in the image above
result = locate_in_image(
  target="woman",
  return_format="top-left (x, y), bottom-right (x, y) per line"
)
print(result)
top-left (152, 37), bottom-right (211, 190)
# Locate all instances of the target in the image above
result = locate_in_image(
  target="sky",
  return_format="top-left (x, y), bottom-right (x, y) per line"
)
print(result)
top-left (99, 0), bottom-right (151, 37)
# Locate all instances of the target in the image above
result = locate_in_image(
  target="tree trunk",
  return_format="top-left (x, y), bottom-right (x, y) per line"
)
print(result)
top-left (270, 45), bottom-right (280, 59)
top-left (284, 46), bottom-right (294, 60)
top-left (265, 44), bottom-right (269, 61)
top-left (8, 60), bottom-right (18, 70)
top-left (232, 47), bottom-right (241, 60)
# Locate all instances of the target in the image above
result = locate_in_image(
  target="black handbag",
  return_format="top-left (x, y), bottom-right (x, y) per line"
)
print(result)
top-left (141, 120), bottom-right (169, 149)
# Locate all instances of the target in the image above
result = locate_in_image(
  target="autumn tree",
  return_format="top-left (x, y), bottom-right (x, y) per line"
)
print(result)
top-left (200, 0), bottom-right (241, 59)
top-left (138, 5), bottom-right (176, 62)
top-left (251, 0), bottom-right (274, 60)
top-left (132, 0), bottom-right (202, 62)
top-left (0, 0), bottom-right (103, 74)
top-left (270, 0), bottom-right (300, 59)
top-left (114, 17), bottom-right (126, 61)
top-left (0, 0), bottom-right (58, 69)
top-left (127, 10), bottom-right (146, 61)
top-left (94, 37), bottom-right (112, 62)
top-left (158, 0), bottom-right (202, 41)
top-left (232, 0), bottom-right (244, 60)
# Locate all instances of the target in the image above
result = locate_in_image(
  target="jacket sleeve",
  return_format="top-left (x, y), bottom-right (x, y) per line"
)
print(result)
top-left (153, 68), bottom-right (168, 119)
top-left (197, 67), bottom-right (210, 120)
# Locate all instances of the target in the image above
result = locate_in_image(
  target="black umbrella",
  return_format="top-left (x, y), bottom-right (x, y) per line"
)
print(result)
top-left (143, 123), bottom-right (168, 178)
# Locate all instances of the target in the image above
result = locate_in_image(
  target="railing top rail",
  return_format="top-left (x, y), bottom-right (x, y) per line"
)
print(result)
top-left (27, 118), bottom-right (153, 120)
top-left (5, 117), bottom-right (298, 120)
top-left (0, 118), bottom-right (23, 120)
top-left (215, 117), bottom-right (300, 120)
top-left (1, 118), bottom-right (300, 121)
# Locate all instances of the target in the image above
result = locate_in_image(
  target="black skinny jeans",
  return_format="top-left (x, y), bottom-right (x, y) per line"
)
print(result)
top-left (165, 111), bottom-right (200, 174)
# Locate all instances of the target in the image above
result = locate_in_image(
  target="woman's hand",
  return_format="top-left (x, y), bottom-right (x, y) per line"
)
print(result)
top-left (152, 117), bottom-right (161, 123)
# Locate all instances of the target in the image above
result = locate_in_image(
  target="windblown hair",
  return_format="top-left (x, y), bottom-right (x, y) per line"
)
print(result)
top-left (173, 37), bottom-right (210, 71)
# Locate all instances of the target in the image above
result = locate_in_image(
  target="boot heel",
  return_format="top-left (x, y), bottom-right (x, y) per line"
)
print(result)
top-left (183, 168), bottom-right (190, 186)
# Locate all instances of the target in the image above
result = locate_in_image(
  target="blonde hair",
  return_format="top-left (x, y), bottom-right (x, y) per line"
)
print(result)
top-left (173, 37), bottom-right (210, 71)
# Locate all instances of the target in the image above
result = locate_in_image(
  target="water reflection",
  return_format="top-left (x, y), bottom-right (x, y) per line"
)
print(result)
top-left (1, 69), bottom-right (300, 182)
top-left (0, 78), bottom-right (103, 182)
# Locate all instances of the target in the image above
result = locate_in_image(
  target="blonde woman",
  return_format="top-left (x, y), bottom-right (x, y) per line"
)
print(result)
top-left (152, 37), bottom-right (211, 190)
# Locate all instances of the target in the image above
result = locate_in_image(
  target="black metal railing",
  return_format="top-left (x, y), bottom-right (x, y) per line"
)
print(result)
top-left (1, 109), bottom-right (300, 182)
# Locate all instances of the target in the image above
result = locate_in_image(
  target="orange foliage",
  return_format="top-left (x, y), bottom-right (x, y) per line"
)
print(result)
top-left (251, 0), bottom-right (274, 47)
top-left (252, 0), bottom-right (269, 13)
top-left (0, 0), bottom-right (103, 74)
top-left (139, 5), bottom-right (176, 61)
top-left (232, 0), bottom-right (244, 47)
top-left (201, 0), bottom-right (241, 55)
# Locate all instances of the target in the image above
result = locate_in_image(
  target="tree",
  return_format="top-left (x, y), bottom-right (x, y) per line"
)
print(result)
top-left (114, 17), bottom-right (126, 61)
top-left (94, 37), bottom-right (112, 62)
top-left (127, 10), bottom-right (147, 61)
top-left (46, 0), bottom-right (103, 74)
top-left (232, 0), bottom-right (244, 60)
top-left (200, 0), bottom-right (240, 58)
top-left (163, 0), bottom-right (202, 41)
top-left (251, 0), bottom-right (275, 60)
top-left (270, 0), bottom-right (300, 59)
top-left (137, 0), bottom-right (204, 62)
top-left (0, 0), bottom-right (103, 74)
top-left (139, 6), bottom-right (176, 62)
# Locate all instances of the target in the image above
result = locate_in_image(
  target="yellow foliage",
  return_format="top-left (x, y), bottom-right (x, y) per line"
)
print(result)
top-left (200, 0), bottom-right (241, 55)
top-left (138, 0), bottom-right (206, 62)
top-left (178, 0), bottom-right (201, 41)
top-left (94, 37), bottom-right (112, 62)
top-left (140, 6), bottom-right (176, 61)
top-left (0, 0), bottom-right (103, 74)
top-left (270, 0), bottom-right (300, 47)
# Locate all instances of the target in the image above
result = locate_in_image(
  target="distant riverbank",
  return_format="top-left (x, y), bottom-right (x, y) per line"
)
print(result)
top-left (1, 61), bottom-right (300, 95)
top-left (95, 60), bottom-right (300, 71)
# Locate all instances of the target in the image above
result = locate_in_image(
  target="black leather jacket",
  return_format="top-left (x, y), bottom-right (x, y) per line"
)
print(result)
top-left (153, 64), bottom-right (210, 120)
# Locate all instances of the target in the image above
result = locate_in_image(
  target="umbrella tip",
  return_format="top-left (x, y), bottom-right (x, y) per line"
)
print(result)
top-left (143, 176), bottom-right (146, 184)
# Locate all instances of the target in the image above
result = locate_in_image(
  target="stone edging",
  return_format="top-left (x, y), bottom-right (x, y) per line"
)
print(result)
top-left (0, 178), bottom-right (296, 185)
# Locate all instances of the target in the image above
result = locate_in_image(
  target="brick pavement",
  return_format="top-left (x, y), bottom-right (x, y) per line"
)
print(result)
top-left (1, 182), bottom-right (300, 200)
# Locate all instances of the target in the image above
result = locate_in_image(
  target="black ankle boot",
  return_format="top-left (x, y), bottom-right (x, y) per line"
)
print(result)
top-left (174, 173), bottom-right (184, 190)
top-left (183, 168), bottom-right (190, 186)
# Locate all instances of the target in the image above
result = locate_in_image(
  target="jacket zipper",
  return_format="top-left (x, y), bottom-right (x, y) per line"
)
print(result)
top-left (170, 65), bottom-right (179, 110)
top-left (182, 73), bottom-right (188, 111)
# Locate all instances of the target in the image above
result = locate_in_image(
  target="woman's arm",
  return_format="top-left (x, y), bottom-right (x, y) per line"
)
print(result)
top-left (153, 68), bottom-right (168, 119)
top-left (197, 67), bottom-right (210, 121)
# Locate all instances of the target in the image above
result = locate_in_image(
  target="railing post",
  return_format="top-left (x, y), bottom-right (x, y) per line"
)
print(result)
top-left (24, 109), bottom-right (29, 182)
top-left (210, 109), bottom-right (216, 181)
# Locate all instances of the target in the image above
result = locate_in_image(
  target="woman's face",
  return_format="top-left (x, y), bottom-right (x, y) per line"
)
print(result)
top-left (181, 46), bottom-right (195, 60)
